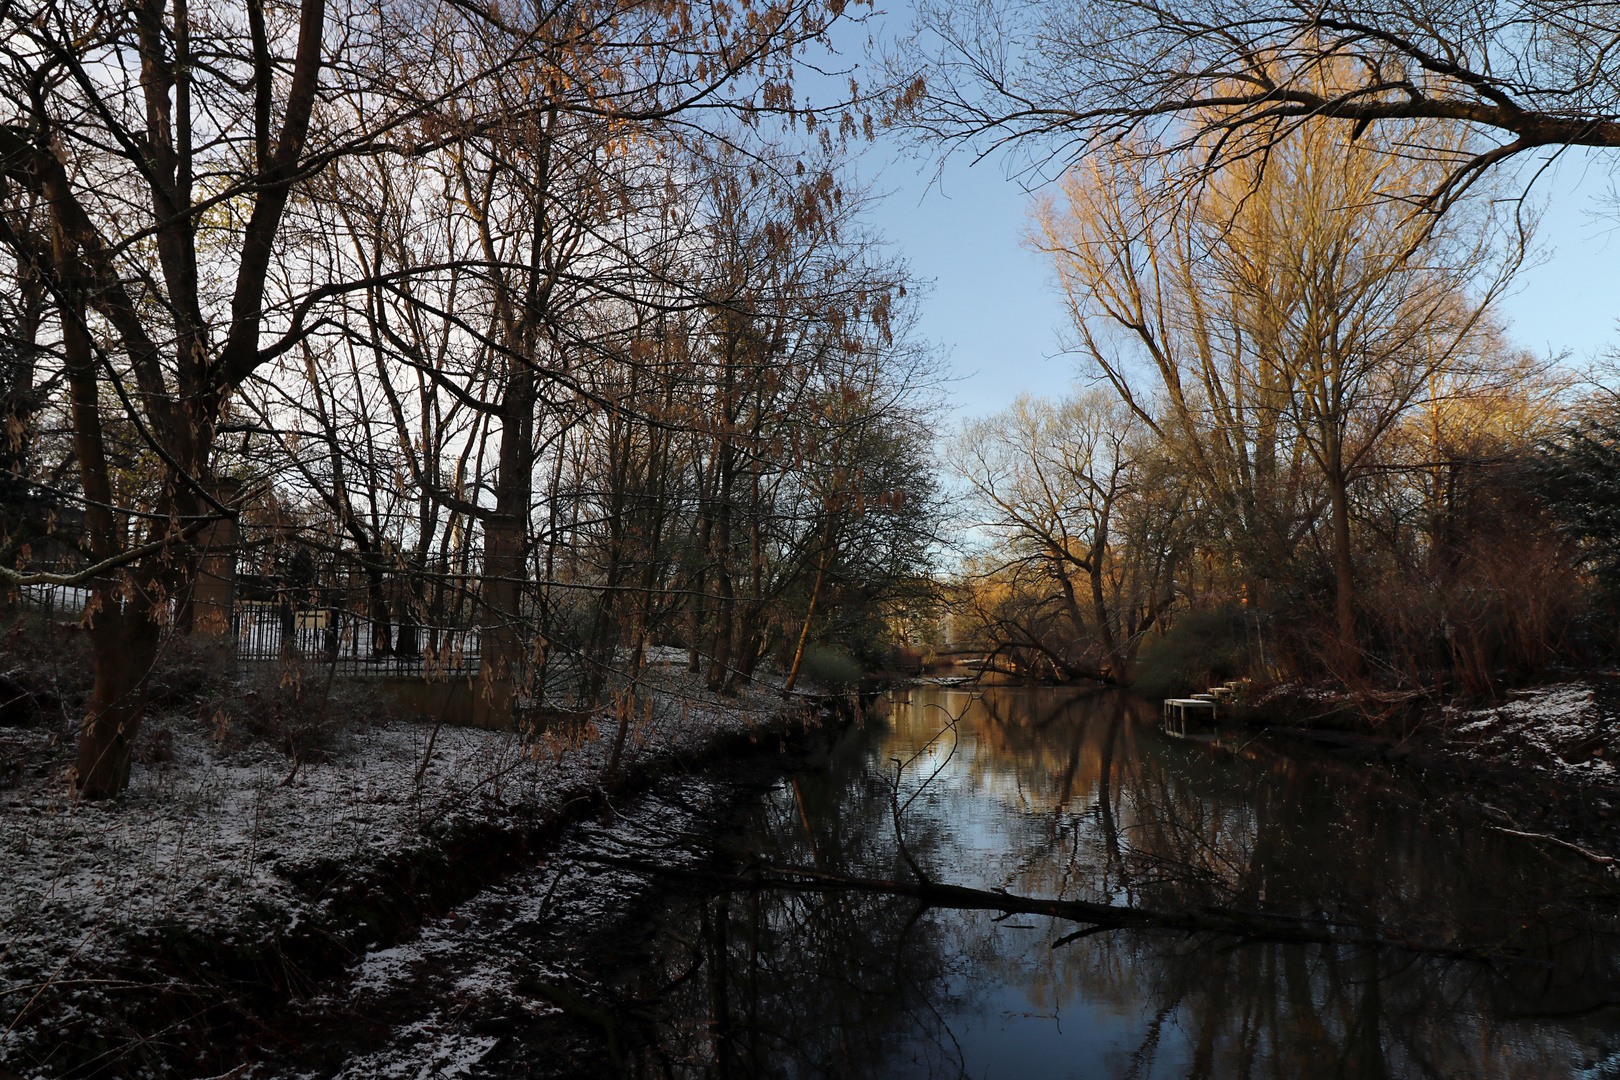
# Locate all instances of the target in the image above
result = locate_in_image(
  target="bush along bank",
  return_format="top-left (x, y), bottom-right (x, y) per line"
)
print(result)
top-left (0, 668), bottom-right (846, 1079)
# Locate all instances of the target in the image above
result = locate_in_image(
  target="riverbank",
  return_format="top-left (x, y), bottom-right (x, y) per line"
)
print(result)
top-left (0, 672), bottom-right (833, 1078)
top-left (253, 751), bottom-right (805, 1079)
top-left (1241, 676), bottom-right (1620, 860)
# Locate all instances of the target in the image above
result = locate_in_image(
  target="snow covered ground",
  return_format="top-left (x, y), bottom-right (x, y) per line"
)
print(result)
top-left (1440, 681), bottom-right (1620, 782)
top-left (1251, 678), bottom-right (1620, 786)
top-left (263, 773), bottom-right (742, 1080)
top-left (0, 671), bottom-right (800, 1077)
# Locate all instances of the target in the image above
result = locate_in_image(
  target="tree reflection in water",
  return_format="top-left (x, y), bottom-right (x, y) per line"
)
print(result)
top-left (617, 687), bottom-right (1620, 1079)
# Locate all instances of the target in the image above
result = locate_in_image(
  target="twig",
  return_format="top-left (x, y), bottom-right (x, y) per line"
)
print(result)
top-left (1489, 826), bottom-right (1617, 869)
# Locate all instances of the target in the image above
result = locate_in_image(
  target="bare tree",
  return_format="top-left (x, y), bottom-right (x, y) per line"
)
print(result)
top-left (1029, 118), bottom-right (1523, 666)
top-left (0, 0), bottom-right (436, 796)
top-left (893, 0), bottom-right (1620, 202)
top-left (950, 391), bottom-right (1174, 681)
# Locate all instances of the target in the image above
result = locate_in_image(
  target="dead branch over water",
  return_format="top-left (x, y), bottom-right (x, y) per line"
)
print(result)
top-left (576, 851), bottom-right (1506, 963)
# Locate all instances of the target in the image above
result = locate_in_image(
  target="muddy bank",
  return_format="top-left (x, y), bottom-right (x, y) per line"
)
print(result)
top-left (256, 749), bottom-right (817, 1079)
top-left (0, 680), bottom-right (855, 1079)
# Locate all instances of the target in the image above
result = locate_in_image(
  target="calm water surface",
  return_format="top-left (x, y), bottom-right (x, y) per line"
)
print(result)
top-left (606, 686), bottom-right (1620, 1078)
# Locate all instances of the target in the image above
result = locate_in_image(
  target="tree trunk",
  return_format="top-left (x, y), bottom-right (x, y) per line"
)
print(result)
top-left (1077, 505), bottom-right (1127, 682)
top-left (56, 219), bottom-right (164, 799)
top-left (1326, 457), bottom-right (1360, 674)
top-left (1089, 558), bottom-right (1127, 684)
top-left (689, 503), bottom-right (713, 674)
top-left (1050, 556), bottom-right (1102, 680)
top-left (583, 413), bottom-right (632, 709)
top-left (707, 353), bottom-right (739, 693)
top-left (366, 568), bottom-right (393, 658)
top-left (727, 478), bottom-right (766, 692)
top-left (472, 361), bottom-right (534, 728)
top-left (581, 852), bottom-right (1492, 961)
top-left (783, 518), bottom-right (834, 694)
top-left (74, 605), bottom-right (161, 799)
top-left (474, 514), bottom-right (525, 728)
top-left (706, 483), bottom-right (735, 694)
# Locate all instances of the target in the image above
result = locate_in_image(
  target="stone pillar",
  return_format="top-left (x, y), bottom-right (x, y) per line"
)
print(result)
top-left (191, 479), bottom-right (241, 639)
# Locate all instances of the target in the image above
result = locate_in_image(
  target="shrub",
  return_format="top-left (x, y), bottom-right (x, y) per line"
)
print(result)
top-left (1131, 607), bottom-right (1251, 698)
top-left (800, 645), bottom-right (864, 688)
top-left (0, 613), bottom-right (91, 727)
top-left (200, 662), bottom-right (389, 763)
top-left (135, 725), bottom-right (175, 766)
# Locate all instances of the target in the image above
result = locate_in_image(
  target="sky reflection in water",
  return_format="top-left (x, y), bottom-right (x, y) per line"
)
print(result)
top-left (626, 686), bottom-right (1620, 1079)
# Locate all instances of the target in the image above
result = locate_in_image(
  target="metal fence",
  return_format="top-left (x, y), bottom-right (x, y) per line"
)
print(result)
top-left (13, 575), bottom-right (486, 678)
top-left (16, 582), bottom-right (92, 621)
top-left (231, 593), bottom-right (482, 676)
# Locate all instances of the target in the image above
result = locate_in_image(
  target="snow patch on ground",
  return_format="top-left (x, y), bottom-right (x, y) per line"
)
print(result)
top-left (267, 774), bottom-right (744, 1076)
top-left (1442, 682), bottom-right (1620, 781)
top-left (0, 668), bottom-right (795, 1074)
top-left (324, 1020), bottom-right (498, 1080)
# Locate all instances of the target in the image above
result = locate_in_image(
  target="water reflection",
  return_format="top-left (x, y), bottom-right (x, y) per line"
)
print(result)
top-left (611, 687), bottom-right (1620, 1078)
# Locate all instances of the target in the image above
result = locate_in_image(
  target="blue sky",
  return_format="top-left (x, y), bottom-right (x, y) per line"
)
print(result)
top-left (865, 144), bottom-right (1620, 423)
top-left (804, 4), bottom-right (1620, 423)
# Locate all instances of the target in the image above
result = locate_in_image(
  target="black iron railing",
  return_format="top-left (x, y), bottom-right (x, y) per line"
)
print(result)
top-left (231, 592), bottom-right (483, 676)
top-left (14, 577), bottom-right (486, 677)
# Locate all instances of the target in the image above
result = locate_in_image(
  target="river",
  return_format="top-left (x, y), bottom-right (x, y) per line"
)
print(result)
top-left (322, 685), bottom-right (1620, 1078)
top-left (580, 684), bottom-right (1620, 1078)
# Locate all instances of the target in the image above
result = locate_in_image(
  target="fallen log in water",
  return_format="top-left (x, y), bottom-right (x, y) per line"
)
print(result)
top-left (576, 851), bottom-right (1496, 962)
